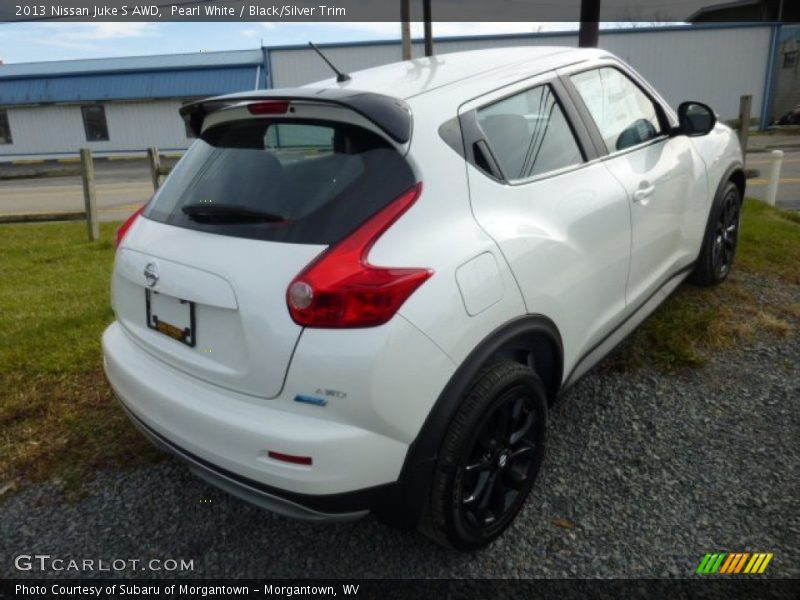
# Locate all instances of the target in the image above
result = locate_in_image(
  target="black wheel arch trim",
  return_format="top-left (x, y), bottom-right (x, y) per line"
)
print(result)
top-left (388, 314), bottom-right (563, 528)
top-left (717, 161), bottom-right (746, 203)
top-left (695, 161), bottom-right (745, 264)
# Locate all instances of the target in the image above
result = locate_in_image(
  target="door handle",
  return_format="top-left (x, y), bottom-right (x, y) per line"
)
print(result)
top-left (633, 183), bottom-right (655, 203)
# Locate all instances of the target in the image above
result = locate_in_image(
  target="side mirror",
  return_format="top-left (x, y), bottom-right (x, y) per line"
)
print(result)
top-left (675, 101), bottom-right (717, 136)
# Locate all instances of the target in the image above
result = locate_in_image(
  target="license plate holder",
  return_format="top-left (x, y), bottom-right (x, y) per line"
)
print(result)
top-left (146, 289), bottom-right (196, 347)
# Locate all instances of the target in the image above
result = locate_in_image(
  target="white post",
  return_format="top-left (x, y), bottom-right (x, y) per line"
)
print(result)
top-left (765, 150), bottom-right (784, 207)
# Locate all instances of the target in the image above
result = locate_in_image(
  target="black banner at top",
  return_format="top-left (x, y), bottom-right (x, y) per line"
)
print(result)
top-left (0, 0), bottom-right (797, 23)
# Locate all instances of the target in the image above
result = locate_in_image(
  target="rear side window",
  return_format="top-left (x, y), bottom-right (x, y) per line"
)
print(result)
top-left (477, 84), bottom-right (583, 181)
top-left (570, 67), bottom-right (663, 152)
top-left (144, 119), bottom-right (415, 245)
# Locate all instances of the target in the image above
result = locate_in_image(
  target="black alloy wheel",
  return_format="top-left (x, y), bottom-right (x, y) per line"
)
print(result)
top-left (423, 361), bottom-right (547, 550)
top-left (457, 391), bottom-right (542, 535)
top-left (690, 180), bottom-right (742, 286)
top-left (712, 187), bottom-right (740, 279)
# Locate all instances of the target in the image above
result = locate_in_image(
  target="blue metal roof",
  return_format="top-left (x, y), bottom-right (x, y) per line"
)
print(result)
top-left (0, 67), bottom-right (261, 105)
top-left (0, 49), bottom-right (263, 79)
top-left (0, 49), bottom-right (265, 105)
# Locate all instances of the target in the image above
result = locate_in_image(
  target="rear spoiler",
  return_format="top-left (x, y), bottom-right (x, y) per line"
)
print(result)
top-left (180, 88), bottom-right (413, 144)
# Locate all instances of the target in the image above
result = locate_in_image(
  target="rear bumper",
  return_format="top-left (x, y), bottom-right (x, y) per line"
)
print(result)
top-left (121, 402), bottom-right (378, 522)
top-left (102, 321), bottom-right (411, 520)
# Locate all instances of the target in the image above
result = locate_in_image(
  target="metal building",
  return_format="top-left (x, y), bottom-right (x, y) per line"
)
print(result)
top-left (269, 23), bottom-right (776, 121)
top-left (0, 23), bottom-right (789, 160)
top-left (0, 50), bottom-right (266, 157)
top-left (772, 24), bottom-right (800, 120)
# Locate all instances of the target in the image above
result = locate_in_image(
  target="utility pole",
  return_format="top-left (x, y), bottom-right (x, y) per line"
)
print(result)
top-left (401, 0), bottom-right (411, 60)
top-left (578, 0), bottom-right (600, 48)
top-left (423, 0), bottom-right (433, 57)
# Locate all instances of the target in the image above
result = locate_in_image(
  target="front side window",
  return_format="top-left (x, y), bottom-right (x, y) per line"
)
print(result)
top-left (0, 109), bottom-right (12, 144)
top-left (571, 67), bottom-right (663, 152)
top-left (477, 84), bottom-right (584, 181)
top-left (81, 105), bottom-right (109, 141)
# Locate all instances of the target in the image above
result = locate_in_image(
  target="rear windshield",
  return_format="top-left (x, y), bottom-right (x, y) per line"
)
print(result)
top-left (143, 118), bottom-right (415, 245)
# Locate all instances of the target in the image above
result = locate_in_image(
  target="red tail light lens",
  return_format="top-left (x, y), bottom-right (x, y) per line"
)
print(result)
top-left (287, 182), bottom-right (432, 328)
top-left (267, 451), bottom-right (312, 466)
top-left (247, 101), bottom-right (290, 115)
top-left (115, 205), bottom-right (146, 249)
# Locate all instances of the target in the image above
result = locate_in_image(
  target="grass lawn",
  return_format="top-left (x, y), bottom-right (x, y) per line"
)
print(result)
top-left (612, 199), bottom-right (800, 370)
top-left (0, 223), bottom-right (161, 496)
top-left (0, 199), bottom-right (798, 493)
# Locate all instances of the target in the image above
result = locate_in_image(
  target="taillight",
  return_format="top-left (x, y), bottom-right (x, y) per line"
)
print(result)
top-left (247, 101), bottom-right (290, 115)
top-left (267, 451), bottom-right (312, 466)
top-left (287, 182), bottom-right (432, 328)
top-left (115, 205), bottom-right (145, 249)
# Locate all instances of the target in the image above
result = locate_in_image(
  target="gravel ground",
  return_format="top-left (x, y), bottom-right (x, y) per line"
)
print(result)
top-left (1, 279), bottom-right (798, 580)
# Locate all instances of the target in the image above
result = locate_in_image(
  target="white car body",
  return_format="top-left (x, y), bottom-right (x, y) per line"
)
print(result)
top-left (103, 47), bottom-right (744, 533)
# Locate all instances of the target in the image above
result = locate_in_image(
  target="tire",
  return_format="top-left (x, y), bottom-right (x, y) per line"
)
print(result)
top-left (421, 360), bottom-right (547, 550)
top-left (690, 180), bottom-right (742, 286)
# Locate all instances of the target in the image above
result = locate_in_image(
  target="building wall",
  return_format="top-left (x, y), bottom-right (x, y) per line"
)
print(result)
top-left (269, 44), bottom-right (402, 89)
top-left (270, 25), bottom-right (774, 120)
top-left (771, 25), bottom-right (800, 122)
top-left (0, 99), bottom-right (192, 157)
top-left (0, 66), bottom-right (260, 106)
top-left (599, 26), bottom-right (771, 121)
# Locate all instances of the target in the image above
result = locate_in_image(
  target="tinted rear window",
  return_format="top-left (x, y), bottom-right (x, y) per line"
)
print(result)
top-left (144, 119), bottom-right (415, 245)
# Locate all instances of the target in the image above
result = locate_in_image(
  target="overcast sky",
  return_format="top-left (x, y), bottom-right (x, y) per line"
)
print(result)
top-left (0, 22), bottom-right (593, 64)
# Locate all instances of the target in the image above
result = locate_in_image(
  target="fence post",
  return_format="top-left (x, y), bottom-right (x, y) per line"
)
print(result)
top-left (765, 149), bottom-right (783, 207)
top-left (147, 147), bottom-right (161, 191)
top-left (738, 95), bottom-right (752, 156)
top-left (79, 149), bottom-right (99, 242)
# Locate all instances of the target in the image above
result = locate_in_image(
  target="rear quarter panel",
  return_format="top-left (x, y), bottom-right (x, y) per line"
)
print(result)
top-left (373, 101), bottom-right (529, 375)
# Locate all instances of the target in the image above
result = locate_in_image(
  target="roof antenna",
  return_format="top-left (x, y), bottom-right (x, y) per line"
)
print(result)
top-left (308, 41), bottom-right (351, 83)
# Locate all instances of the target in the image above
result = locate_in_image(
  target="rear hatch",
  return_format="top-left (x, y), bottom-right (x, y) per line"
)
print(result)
top-left (112, 98), bottom-right (415, 398)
